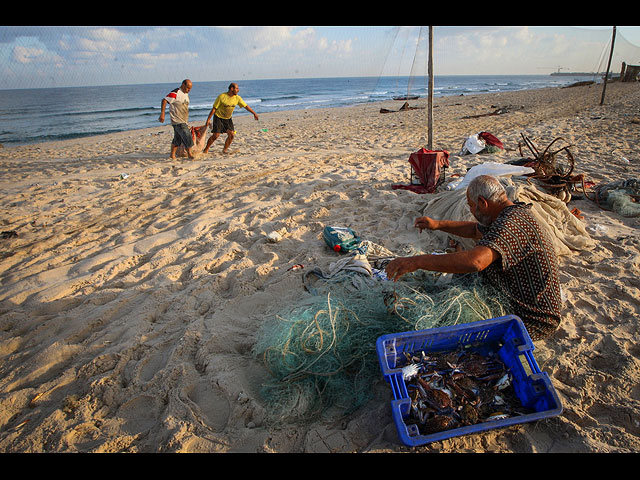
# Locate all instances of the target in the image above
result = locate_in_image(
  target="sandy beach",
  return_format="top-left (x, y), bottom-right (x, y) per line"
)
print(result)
top-left (1, 80), bottom-right (639, 453)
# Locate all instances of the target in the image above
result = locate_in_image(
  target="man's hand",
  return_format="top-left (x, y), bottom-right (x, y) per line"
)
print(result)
top-left (158, 113), bottom-right (165, 123)
top-left (385, 257), bottom-right (418, 282)
top-left (414, 216), bottom-right (439, 233)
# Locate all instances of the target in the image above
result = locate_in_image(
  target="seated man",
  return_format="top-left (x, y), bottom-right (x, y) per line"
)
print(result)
top-left (385, 174), bottom-right (562, 341)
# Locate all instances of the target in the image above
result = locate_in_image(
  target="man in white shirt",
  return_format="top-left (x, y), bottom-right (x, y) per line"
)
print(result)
top-left (159, 79), bottom-right (195, 159)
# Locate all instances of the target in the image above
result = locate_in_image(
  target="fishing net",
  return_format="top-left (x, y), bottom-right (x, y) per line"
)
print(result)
top-left (595, 179), bottom-right (640, 218)
top-left (252, 272), bottom-right (511, 425)
top-left (607, 190), bottom-right (640, 217)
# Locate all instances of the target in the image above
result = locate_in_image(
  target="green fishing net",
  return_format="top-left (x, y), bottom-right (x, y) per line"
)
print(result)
top-left (606, 189), bottom-right (640, 217)
top-left (253, 271), bottom-right (512, 425)
top-left (597, 178), bottom-right (640, 217)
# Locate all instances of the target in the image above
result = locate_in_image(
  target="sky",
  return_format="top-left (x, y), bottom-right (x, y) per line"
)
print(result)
top-left (1, 26), bottom-right (639, 89)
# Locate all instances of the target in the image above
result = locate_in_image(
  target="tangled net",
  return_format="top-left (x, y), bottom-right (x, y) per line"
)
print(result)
top-left (252, 273), bottom-right (511, 425)
top-left (593, 178), bottom-right (640, 218)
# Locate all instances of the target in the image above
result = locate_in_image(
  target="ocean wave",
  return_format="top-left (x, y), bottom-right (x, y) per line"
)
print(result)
top-left (260, 95), bottom-right (301, 102)
top-left (38, 106), bottom-right (156, 119)
top-left (263, 97), bottom-right (333, 108)
top-left (190, 103), bottom-right (213, 111)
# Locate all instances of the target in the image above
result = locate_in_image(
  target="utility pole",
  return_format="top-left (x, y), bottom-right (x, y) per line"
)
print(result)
top-left (600, 26), bottom-right (617, 105)
top-left (428, 26), bottom-right (433, 150)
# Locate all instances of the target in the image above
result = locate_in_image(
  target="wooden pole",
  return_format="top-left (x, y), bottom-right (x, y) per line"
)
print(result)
top-left (428, 26), bottom-right (434, 149)
top-left (600, 26), bottom-right (617, 105)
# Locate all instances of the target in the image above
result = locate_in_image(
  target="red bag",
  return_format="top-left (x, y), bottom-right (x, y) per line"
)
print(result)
top-left (478, 132), bottom-right (504, 150)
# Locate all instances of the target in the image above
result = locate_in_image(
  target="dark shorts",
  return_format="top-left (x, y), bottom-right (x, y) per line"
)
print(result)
top-left (171, 123), bottom-right (194, 148)
top-left (211, 115), bottom-right (234, 134)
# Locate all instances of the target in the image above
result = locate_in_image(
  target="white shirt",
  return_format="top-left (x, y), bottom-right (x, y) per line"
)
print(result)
top-left (165, 87), bottom-right (190, 125)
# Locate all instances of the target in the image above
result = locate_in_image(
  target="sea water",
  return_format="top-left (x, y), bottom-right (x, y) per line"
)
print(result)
top-left (0, 75), bottom-right (595, 147)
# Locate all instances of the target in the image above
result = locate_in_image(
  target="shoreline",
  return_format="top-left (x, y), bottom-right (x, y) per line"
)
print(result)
top-left (1, 81), bottom-right (639, 453)
top-left (0, 79), bottom-right (596, 150)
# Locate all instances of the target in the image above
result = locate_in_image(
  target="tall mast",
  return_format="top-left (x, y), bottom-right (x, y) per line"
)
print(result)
top-left (600, 26), bottom-right (617, 105)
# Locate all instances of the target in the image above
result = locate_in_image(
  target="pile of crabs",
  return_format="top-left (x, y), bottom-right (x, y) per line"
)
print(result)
top-left (400, 346), bottom-right (534, 435)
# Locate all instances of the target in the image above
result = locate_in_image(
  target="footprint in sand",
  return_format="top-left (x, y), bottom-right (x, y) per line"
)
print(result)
top-left (118, 394), bottom-right (160, 435)
top-left (138, 345), bottom-right (173, 383)
top-left (184, 379), bottom-right (230, 432)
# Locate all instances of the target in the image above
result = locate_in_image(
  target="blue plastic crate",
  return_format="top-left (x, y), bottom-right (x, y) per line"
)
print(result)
top-left (376, 315), bottom-right (563, 447)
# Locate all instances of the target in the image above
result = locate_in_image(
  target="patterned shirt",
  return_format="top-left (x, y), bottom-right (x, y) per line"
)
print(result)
top-left (478, 202), bottom-right (562, 340)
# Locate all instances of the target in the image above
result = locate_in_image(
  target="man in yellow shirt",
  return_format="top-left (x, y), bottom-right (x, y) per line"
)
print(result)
top-left (204, 83), bottom-right (259, 154)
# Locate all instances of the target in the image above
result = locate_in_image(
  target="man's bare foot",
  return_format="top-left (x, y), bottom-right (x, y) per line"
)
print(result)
top-left (222, 149), bottom-right (230, 154)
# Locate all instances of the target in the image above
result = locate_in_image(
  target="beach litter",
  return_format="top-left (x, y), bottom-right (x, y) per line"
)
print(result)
top-left (380, 101), bottom-right (424, 114)
top-left (461, 105), bottom-right (516, 119)
top-left (588, 224), bottom-right (609, 235)
top-left (322, 225), bottom-right (362, 253)
top-left (266, 231), bottom-right (282, 243)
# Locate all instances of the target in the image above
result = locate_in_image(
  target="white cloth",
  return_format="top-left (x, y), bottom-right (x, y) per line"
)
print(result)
top-left (455, 162), bottom-right (534, 191)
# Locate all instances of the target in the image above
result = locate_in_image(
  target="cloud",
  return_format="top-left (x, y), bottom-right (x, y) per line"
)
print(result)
top-left (132, 51), bottom-right (199, 69)
top-left (318, 37), bottom-right (353, 56)
top-left (12, 45), bottom-right (44, 64)
top-left (2, 26), bottom-right (632, 89)
top-left (225, 27), bottom-right (356, 59)
top-left (12, 45), bottom-right (63, 66)
top-left (431, 26), bottom-right (609, 74)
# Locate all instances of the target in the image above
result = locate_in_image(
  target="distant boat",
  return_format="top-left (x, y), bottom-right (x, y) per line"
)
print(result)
top-left (393, 95), bottom-right (420, 100)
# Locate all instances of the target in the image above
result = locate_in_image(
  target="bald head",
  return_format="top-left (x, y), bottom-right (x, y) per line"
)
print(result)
top-left (180, 79), bottom-right (192, 93)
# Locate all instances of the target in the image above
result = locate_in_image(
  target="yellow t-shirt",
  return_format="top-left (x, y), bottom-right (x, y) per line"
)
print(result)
top-left (213, 93), bottom-right (248, 119)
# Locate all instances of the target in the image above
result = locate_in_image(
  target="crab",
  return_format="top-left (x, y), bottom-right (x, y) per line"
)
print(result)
top-left (458, 403), bottom-right (479, 426)
top-left (416, 377), bottom-right (452, 410)
top-left (402, 363), bottom-right (420, 381)
top-left (421, 414), bottom-right (456, 434)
